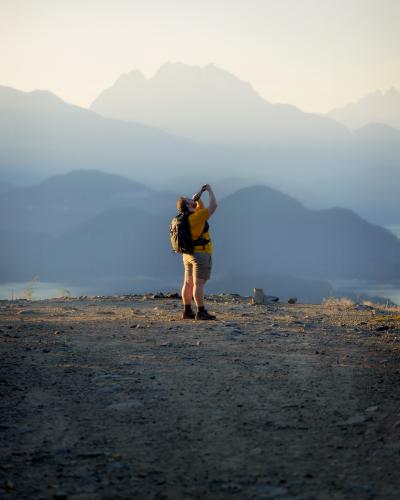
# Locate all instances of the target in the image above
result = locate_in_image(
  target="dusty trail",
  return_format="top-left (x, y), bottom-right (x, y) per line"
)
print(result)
top-left (1, 295), bottom-right (400, 499)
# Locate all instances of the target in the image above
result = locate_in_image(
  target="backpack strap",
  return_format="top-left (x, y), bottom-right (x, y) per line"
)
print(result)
top-left (192, 221), bottom-right (210, 248)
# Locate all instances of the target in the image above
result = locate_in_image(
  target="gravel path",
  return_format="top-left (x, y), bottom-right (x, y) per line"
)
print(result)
top-left (1, 296), bottom-right (400, 499)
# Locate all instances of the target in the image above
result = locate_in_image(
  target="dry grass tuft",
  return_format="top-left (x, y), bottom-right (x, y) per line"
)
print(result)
top-left (322, 297), bottom-right (355, 309)
top-left (323, 297), bottom-right (400, 313)
top-left (363, 300), bottom-right (400, 313)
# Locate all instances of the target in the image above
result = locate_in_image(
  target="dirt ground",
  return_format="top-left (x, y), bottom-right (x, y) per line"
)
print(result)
top-left (1, 295), bottom-right (400, 500)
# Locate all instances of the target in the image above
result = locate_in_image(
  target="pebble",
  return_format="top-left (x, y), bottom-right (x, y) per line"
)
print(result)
top-left (108, 400), bottom-right (143, 410)
top-left (53, 492), bottom-right (68, 499)
top-left (344, 415), bottom-right (372, 425)
top-left (54, 448), bottom-right (72, 456)
top-left (354, 304), bottom-right (374, 311)
top-left (376, 325), bottom-right (389, 331)
top-left (255, 484), bottom-right (288, 496)
top-left (5, 481), bottom-right (15, 490)
top-left (220, 482), bottom-right (242, 493)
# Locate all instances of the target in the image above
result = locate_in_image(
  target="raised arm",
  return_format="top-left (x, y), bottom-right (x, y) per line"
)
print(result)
top-left (205, 184), bottom-right (217, 217)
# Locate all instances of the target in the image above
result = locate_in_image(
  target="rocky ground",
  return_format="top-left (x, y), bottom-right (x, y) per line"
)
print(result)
top-left (1, 294), bottom-right (400, 500)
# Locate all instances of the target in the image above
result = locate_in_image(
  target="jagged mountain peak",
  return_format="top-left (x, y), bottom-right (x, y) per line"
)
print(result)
top-left (116, 69), bottom-right (146, 83)
top-left (90, 62), bottom-right (347, 146)
top-left (149, 62), bottom-right (259, 97)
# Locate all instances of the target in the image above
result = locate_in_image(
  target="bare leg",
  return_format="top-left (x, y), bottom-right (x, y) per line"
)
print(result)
top-left (181, 275), bottom-right (194, 306)
top-left (193, 278), bottom-right (207, 307)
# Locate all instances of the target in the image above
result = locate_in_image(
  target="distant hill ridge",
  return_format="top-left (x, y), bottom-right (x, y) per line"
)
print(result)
top-left (1, 171), bottom-right (399, 292)
top-left (213, 185), bottom-right (400, 281)
top-left (0, 84), bottom-right (234, 186)
top-left (327, 87), bottom-right (400, 130)
top-left (0, 170), bottom-right (155, 236)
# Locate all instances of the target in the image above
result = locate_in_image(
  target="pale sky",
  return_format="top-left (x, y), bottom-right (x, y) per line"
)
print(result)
top-left (1, 0), bottom-right (399, 113)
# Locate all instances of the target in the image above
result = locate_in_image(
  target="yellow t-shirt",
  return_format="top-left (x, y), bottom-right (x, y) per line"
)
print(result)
top-left (188, 201), bottom-right (213, 254)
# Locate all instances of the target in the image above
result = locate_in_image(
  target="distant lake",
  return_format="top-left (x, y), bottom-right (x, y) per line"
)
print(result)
top-left (0, 281), bottom-right (88, 300)
top-left (332, 280), bottom-right (400, 306)
top-left (1, 278), bottom-right (399, 305)
top-left (0, 278), bottom-right (176, 301)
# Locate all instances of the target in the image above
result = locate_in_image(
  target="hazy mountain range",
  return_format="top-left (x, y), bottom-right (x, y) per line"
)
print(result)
top-left (1, 54), bottom-right (399, 310)
top-left (91, 62), bottom-right (349, 148)
top-left (1, 170), bottom-right (399, 302)
top-left (0, 85), bottom-right (209, 186)
top-left (1, 75), bottom-right (400, 226)
top-left (327, 87), bottom-right (400, 130)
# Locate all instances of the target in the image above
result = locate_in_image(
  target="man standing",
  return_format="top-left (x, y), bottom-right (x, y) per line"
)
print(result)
top-left (176, 184), bottom-right (218, 320)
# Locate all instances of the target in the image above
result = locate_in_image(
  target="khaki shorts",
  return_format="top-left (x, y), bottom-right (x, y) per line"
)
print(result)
top-left (183, 252), bottom-right (212, 281)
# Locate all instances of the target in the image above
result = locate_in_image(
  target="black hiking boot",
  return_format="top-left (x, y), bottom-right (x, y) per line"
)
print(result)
top-left (182, 309), bottom-right (196, 319)
top-left (195, 309), bottom-right (216, 320)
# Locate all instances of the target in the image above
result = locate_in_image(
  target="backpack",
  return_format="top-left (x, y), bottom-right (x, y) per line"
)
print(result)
top-left (170, 213), bottom-right (193, 254)
top-left (169, 214), bottom-right (210, 254)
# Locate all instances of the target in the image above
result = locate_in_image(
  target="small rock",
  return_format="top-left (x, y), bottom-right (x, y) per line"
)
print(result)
top-left (265, 295), bottom-right (279, 303)
top-left (17, 425), bottom-right (34, 434)
top-left (344, 415), bottom-right (372, 425)
top-left (30, 451), bottom-right (52, 463)
top-left (99, 384), bottom-right (122, 393)
top-left (221, 482), bottom-right (242, 493)
top-left (55, 447), bottom-right (72, 456)
top-left (366, 405), bottom-right (379, 413)
top-left (53, 491), bottom-right (68, 499)
top-left (108, 400), bottom-right (143, 410)
top-left (255, 484), bottom-right (288, 496)
top-left (376, 325), bottom-right (389, 331)
top-left (252, 288), bottom-right (279, 305)
top-left (5, 481), bottom-right (15, 491)
top-left (354, 304), bottom-right (374, 311)
top-left (288, 297), bottom-right (297, 304)
top-left (108, 461), bottom-right (130, 472)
